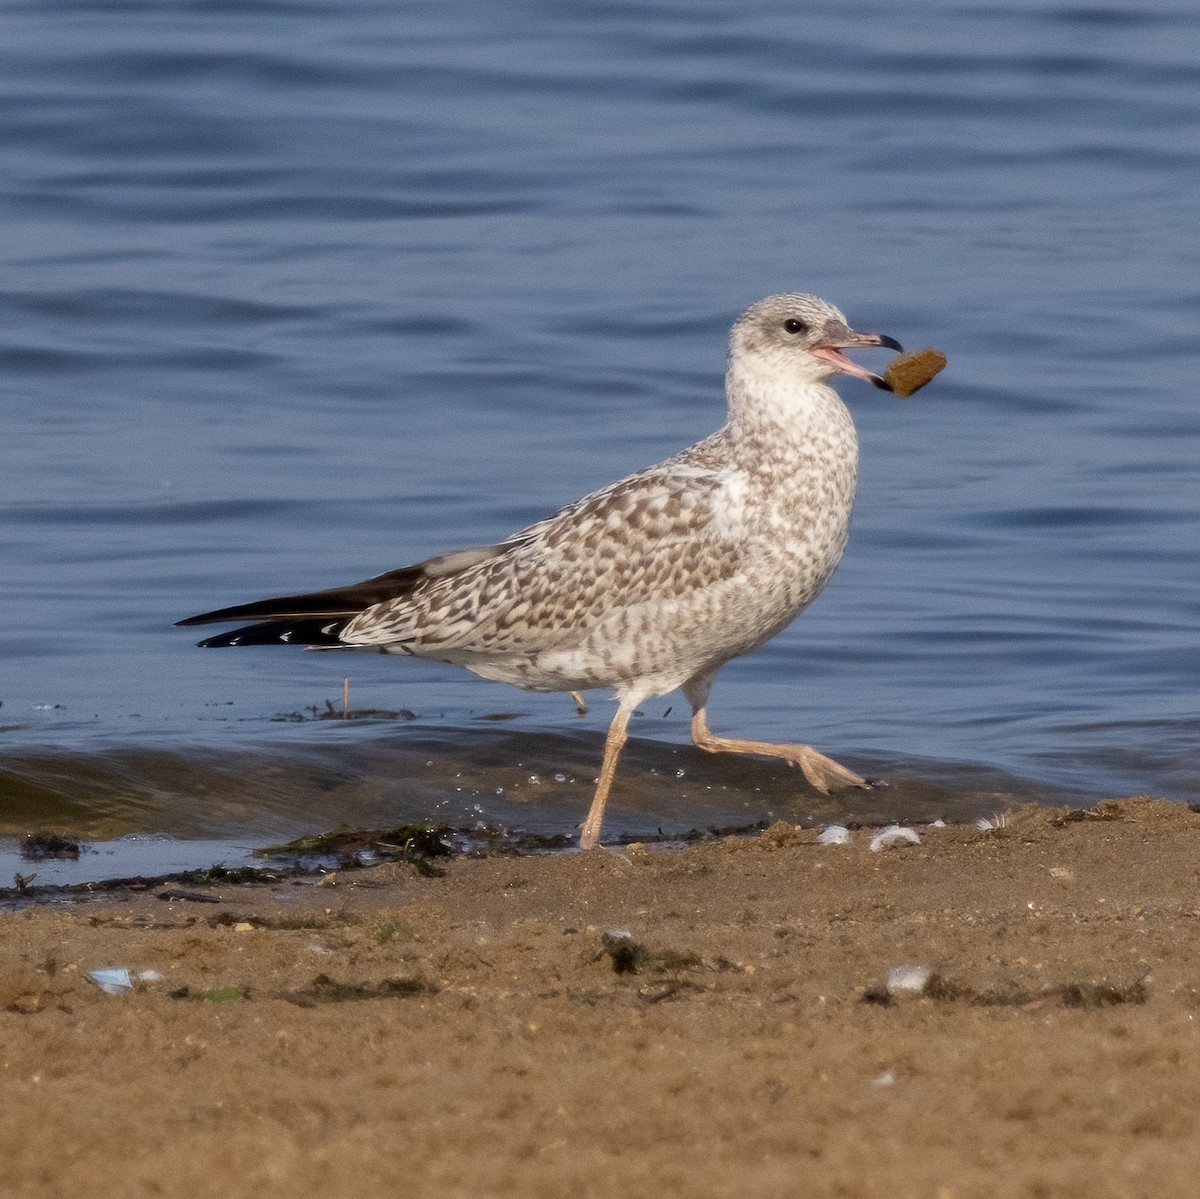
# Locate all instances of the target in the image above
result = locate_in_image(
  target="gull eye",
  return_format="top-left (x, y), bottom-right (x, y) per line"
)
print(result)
top-left (783, 318), bottom-right (808, 335)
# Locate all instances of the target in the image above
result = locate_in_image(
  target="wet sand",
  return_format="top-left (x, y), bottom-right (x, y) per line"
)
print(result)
top-left (4, 797), bottom-right (1200, 1198)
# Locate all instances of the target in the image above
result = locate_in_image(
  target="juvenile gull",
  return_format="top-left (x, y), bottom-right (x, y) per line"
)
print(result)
top-left (179, 293), bottom-right (907, 849)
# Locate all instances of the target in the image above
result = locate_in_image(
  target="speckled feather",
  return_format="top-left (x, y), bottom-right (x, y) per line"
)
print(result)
top-left (183, 294), bottom-right (872, 706)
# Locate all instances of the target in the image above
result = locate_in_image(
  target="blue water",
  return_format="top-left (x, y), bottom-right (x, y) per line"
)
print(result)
top-left (2, 0), bottom-right (1198, 861)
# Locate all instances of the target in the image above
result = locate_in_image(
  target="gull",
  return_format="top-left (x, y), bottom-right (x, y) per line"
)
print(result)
top-left (179, 293), bottom-right (905, 849)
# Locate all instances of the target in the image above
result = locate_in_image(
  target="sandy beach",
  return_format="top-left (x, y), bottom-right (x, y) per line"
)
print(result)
top-left (3, 797), bottom-right (1200, 1198)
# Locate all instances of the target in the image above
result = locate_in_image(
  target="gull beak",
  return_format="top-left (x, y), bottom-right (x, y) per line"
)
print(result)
top-left (811, 326), bottom-right (904, 391)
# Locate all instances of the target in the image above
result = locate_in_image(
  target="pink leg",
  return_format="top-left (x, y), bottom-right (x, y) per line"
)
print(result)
top-left (580, 702), bottom-right (633, 850)
top-left (690, 707), bottom-right (869, 794)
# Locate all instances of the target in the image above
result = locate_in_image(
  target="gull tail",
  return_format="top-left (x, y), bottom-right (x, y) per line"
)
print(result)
top-left (191, 617), bottom-right (353, 649)
top-left (177, 542), bottom-right (511, 649)
top-left (176, 564), bottom-right (427, 649)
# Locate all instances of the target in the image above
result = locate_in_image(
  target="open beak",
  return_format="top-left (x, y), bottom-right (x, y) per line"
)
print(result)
top-left (811, 327), bottom-right (903, 392)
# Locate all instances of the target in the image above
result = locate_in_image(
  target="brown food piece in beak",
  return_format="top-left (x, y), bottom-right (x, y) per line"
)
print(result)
top-left (882, 348), bottom-right (947, 398)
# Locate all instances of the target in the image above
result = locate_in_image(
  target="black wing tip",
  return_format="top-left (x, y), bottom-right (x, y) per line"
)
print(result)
top-left (175, 564), bottom-right (431, 630)
top-left (189, 618), bottom-right (350, 648)
top-left (194, 630), bottom-right (242, 648)
top-left (192, 624), bottom-right (271, 648)
top-left (177, 606), bottom-right (267, 628)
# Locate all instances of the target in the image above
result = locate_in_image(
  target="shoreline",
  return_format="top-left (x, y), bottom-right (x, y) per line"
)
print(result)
top-left (4, 797), bottom-right (1200, 1197)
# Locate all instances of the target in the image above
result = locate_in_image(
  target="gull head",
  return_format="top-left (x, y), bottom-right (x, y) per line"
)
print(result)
top-left (730, 293), bottom-right (902, 392)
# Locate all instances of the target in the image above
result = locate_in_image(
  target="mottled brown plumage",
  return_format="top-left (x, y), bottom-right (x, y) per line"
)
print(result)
top-left (180, 293), bottom-right (917, 848)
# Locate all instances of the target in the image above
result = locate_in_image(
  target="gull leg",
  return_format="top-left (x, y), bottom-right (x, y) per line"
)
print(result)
top-left (689, 707), bottom-right (870, 793)
top-left (580, 702), bottom-right (633, 850)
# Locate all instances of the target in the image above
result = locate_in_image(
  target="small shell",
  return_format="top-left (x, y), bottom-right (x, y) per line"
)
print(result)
top-left (817, 824), bottom-right (852, 846)
top-left (887, 964), bottom-right (934, 995)
top-left (869, 825), bottom-right (921, 852)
